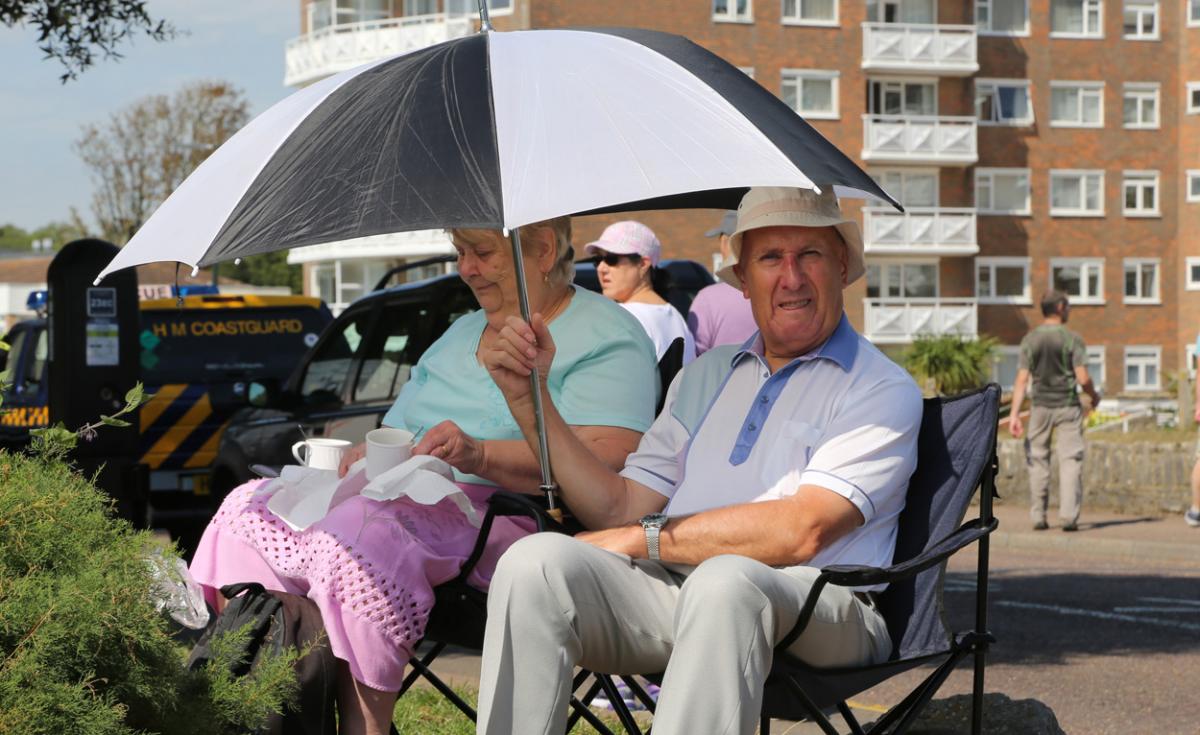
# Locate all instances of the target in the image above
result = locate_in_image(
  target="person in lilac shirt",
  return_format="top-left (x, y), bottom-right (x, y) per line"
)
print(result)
top-left (686, 210), bottom-right (758, 355)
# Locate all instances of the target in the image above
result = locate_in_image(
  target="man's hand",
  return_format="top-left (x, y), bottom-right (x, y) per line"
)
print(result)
top-left (576, 524), bottom-right (645, 559)
top-left (414, 420), bottom-right (485, 475)
top-left (338, 442), bottom-right (366, 478)
top-left (1008, 413), bottom-right (1024, 439)
top-left (483, 314), bottom-right (556, 406)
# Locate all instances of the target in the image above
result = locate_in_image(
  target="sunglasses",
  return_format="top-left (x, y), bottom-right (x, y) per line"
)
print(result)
top-left (595, 252), bottom-right (642, 267)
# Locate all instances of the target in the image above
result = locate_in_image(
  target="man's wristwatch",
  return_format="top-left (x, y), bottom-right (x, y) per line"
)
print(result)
top-left (639, 513), bottom-right (669, 561)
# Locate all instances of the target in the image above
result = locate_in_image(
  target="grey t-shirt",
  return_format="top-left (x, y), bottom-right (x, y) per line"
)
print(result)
top-left (1018, 324), bottom-right (1087, 408)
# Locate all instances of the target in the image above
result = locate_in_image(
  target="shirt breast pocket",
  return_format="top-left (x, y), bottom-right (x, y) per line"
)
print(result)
top-left (759, 420), bottom-right (824, 493)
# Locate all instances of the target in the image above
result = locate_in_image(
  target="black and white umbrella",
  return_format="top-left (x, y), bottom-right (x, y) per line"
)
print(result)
top-left (97, 26), bottom-right (897, 282)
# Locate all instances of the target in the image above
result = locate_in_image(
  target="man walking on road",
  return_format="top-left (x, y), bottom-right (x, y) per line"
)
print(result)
top-left (1008, 291), bottom-right (1101, 532)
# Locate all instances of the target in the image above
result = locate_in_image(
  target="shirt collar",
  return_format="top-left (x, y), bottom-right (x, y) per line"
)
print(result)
top-left (732, 314), bottom-right (858, 373)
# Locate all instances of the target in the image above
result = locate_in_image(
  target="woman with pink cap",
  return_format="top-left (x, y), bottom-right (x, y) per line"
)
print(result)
top-left (586, 220), bottom-right (696, 367)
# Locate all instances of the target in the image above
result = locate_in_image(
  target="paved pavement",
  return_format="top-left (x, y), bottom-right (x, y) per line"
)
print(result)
top-left (417, 503), bottom-right (1200, 733)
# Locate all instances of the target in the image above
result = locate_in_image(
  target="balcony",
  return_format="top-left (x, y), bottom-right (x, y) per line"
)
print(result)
top-left (861, 23), bottom-right (978, 76)
top-left (862, 115), bottom-right (977, 166)
top-left (863, 298), bottom-right (977, 344)
top-left (862, 207), bottom-right (978, 256)
top-left (285, 13), bottom-right (474, 88)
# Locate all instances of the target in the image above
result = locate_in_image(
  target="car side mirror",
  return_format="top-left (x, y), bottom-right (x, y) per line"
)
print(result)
top-left (247, 379), bottom-right (278, 408)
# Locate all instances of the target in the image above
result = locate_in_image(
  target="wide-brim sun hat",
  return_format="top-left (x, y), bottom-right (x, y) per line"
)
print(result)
top-left (584, 220), bottom-right (662, 267)
top-left (716, 187), bottom-right (865, 290)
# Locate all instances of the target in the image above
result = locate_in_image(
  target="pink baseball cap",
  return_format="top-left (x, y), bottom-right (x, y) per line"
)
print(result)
top-left (584, 221), bottom-right (661, 266)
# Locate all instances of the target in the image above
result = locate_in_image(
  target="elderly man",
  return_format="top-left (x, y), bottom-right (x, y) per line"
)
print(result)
top-left (478, 187), bottom-right (923, 735)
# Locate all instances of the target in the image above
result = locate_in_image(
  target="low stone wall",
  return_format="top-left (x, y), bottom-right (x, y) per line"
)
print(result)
top-left (996, 437), bottom-right (1194, 515)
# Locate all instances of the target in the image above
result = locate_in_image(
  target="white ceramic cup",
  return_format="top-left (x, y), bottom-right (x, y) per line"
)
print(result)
top-left (365, 427), bottom-right (415, 481)
top-left (291, 437), bottom-right (352, 471)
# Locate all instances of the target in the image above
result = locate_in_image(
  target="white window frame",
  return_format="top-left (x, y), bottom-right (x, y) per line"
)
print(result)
top-left (1187, 82), bottom-right (1200, 114)
top-left (1191, 0), bottom-right (1200, 26)
top-left (1124, 345), bottom-right (1161, 392)
top-left (446, 0), bottom-right (513, 16)
top-left (1123, 83), bottom-right (1160, 129)
top-left (738, 66), bottom-right (756, 78)
top-left (976, 167), bottom-right (1032, 215)
top-left (976, 257), bottom-right (1032, 305)
top-left (713, 0), bottom-right (754, 22)
top-left (782, 0), bottom-right (838, 26)
top-left (1122, 170), bottom-right (1160, 217)
top-left (1122, 0), bottom-right (1159, 39)
top-left (868, 77), bottom-right (939, 116)
top-left (1189, 170), bottom-right (1200, 203)
top-left (975, 79), bottom-right (1035, 126)
top-left (1086, 345), bottom-right (1107, 391)
top-left (870, 167), bottom-right (940, 208)
top-left (781, 69), bottom-right (840, 120)
top-left (1189, 257), bottom-right (1200, 291)
top-left (975, 0), bottom-right (1031, 36)
top-left (1122, 258), bottom-right (1161, 304)
top-left (1049, 81), bottom-right (1105, 128)
top-left (1049, 257), bottom-right (1105, 304)
top-left (1050, 170), bottom-right (1105, 217)
top-left (1050, 0), bottom-right (1104, 38)
top-left (866, 259), bottom-right (941, 299)
top-left (991, 346), bottom-right (1022, 391)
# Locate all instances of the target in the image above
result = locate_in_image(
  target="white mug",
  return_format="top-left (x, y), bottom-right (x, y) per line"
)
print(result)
top-left (365, 428), bottom-right (415, 481)
top-left (291, 437), bottom-right (352, 471)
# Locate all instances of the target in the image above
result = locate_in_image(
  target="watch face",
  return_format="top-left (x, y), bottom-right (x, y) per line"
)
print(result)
top-left (641, 513), bottom-right (668, 529)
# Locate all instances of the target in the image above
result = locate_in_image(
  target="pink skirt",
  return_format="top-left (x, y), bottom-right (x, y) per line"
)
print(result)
top-left (189, 478), bottom-right (535, 691)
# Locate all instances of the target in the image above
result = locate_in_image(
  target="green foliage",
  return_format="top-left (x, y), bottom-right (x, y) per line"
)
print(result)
top-left (30, 381), bottom-right (152, 460)
top-left (902, 334), bottom-right (999, 396)
top-left (393, 684), bottom-right (629, 734)
top-left (225, 251), bottom-right (302, 294)
top-left (0, 223), bottom-right (31, 250)
top-left (0, 451), bottom-right (299, 734)
top-left (0, 221), bottom-right (87, 251)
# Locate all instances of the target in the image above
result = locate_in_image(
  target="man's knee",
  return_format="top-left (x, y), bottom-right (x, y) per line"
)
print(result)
top-left (677, 555), bottom-right (774, 617)
top-left (491, 532), bottom-right (577, 591)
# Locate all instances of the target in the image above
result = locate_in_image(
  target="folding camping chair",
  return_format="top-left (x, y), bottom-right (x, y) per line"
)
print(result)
top-left (592, 383), bottom-right (1002, 735)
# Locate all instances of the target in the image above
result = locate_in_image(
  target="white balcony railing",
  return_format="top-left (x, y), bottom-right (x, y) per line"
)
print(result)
top-left (285, 13), bottom-right (474, 87)
top-left (862, 115), bottom-right (978, 166)
top-left (862, 207), bottom-right (978, 255)
top-left (861, 22), bottom-right (978, 76)
top-left (863, 298), bottom-right (978, 344)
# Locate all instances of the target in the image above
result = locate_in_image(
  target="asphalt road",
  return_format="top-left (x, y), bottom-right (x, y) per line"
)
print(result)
top-left (831, 544), bottom-right (1200, 735)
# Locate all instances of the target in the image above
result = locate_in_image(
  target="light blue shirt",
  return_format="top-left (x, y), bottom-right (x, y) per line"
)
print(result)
top-left (620, 315), bottom-right (923, 584)
top-left (383, 287), bottom-right (658, 486)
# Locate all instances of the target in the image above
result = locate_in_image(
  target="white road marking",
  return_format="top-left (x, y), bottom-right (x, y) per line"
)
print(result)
top-left (996, 600), bottom-right (1200, 633)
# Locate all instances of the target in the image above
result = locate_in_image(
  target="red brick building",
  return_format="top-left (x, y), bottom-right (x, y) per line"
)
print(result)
top-left (285, 0), bottom-right (1200, 407)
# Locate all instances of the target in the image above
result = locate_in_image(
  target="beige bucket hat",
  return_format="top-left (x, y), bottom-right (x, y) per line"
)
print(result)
top-left (716, 187), bottom-right (865, 290)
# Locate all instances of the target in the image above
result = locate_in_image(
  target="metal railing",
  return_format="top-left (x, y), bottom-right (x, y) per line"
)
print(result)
top-left (862, 114), bottom-right (978, 165)
top-left (861, 22), bottom-right (978, 74)
top-left (863, 206), bottom-right (977, 254)
top-left (863, 298), bottom-right (978, 343)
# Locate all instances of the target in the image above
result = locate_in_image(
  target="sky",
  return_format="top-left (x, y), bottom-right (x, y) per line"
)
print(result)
top-left (0, 1), bottom-right (298, 232)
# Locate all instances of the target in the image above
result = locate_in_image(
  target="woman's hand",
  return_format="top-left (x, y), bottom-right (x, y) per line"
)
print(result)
top-left (338, 442), bottom-right (366, 478)
top-left (414, 420), bottom-right (485, 475)
top-left (483, 314), bottom-right (556, 406)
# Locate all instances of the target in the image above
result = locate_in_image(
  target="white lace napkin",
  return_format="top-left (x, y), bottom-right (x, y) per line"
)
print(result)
top-left (265, 466), bottom-right (363, 532)
top-left (359, 455), bottom-right (480, 527)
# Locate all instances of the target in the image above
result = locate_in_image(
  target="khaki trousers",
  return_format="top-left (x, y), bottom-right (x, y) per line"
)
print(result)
top-left (1025, 404), bottom-right (1085, 525)
top-left (477, 533), bottom-right (891, 735)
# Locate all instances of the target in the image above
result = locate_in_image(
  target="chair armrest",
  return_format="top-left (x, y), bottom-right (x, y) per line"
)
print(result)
top-left (485, 490), bottom-right (566, 533)
top-left (820, 517), bottom-right (998, 588)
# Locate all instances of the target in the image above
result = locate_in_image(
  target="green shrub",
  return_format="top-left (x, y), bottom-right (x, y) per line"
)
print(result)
top-left (902, 334), bottom-right (999, 397)
top-left (0, 451), bottom-right (297, 735)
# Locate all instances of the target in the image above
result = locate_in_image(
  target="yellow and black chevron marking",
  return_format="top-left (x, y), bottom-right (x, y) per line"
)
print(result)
top-left (0, 405), bottom-right (49, 428)
top-left (139, 383), bottom-right (233, 471)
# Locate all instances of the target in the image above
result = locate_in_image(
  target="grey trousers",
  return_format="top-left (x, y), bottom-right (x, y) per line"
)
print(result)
top-left (1025, 404), bottom-right (1085, 525)
top-left (477, 533), bottom-right (892, 735)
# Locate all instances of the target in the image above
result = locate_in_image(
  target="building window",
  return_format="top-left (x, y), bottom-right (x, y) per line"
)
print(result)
top-left (866, 261), bottom-right (939, 299)
top-left (1122, 258), bottom-right (1160, 304)
top-left (446, 0), bottom-right (513, 15)
top-left (975, 79), bottom-right (1034, 126)
top-left (976, 257), bottom-right (1031, 304)
top-left (713, 0), bottom-right (753, 22)
top-left (866, 0), bottom-right (935, 22)
top-left (1124, 346), bottom-right (1161, 391)
top-left (738, 66), bottom-right (756, 78)
top-left (1049, 82), bottom-right (1104, 127)
top-left (1122, 171), bottom-right (1159, 216)
top-left (1188, 171), bottom-right (1200, 203)
top-left (976, 0), bottom-right (1030, 35)
top-left (1188, 83), bottom-right (1200, 114)
top-left (1189, 257), bottom-right (1200, 291)
top-left (1123, 1), bottom-right (1158, 39)
top-left (992, 346), bottom-right (1020, 391)
top-left (868, 79), bottom-right (937, 116)
top-left (1191, 0), bottom-right (1200, 25)
top-left (1086, 346), bottom-right (1106, 391)
top-left (976, 168), bottom-right (1031, 215)
top-left (1051, 0), bottom-right (1103, 36)
top-left (1050, 170), bottom-right (1104, 216)
top-left (1050, 258), bottom-right (1104, 304)
top-left (782, 0), bottom-right (837, 24)
top-left (870, 168), bottom-right (938, 207)
top-left (1123, 83), bottom-right (1160, 128)
top-left (781, 70), bottom-right (839, 119)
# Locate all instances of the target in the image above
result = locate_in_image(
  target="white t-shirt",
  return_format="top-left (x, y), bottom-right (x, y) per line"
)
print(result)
top-left (620, 301), bottom-right (696, 366)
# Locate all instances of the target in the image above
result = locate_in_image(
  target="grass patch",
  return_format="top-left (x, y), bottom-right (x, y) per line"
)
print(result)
top-left (394, 683), bottom-right (635, 734)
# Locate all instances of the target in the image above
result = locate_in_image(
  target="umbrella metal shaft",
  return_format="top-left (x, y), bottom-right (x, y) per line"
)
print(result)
top-left (507, 229), bottom-right (559, 516)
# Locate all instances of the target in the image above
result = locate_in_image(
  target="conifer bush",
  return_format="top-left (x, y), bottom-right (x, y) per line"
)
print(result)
top-left (0, 451), bottom-right (298, 734)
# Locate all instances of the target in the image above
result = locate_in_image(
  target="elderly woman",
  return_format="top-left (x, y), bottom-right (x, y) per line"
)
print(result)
top-left (189, 217), bottom-right (657, 735)
top-left (586, 220), bottom-right (696, 366)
